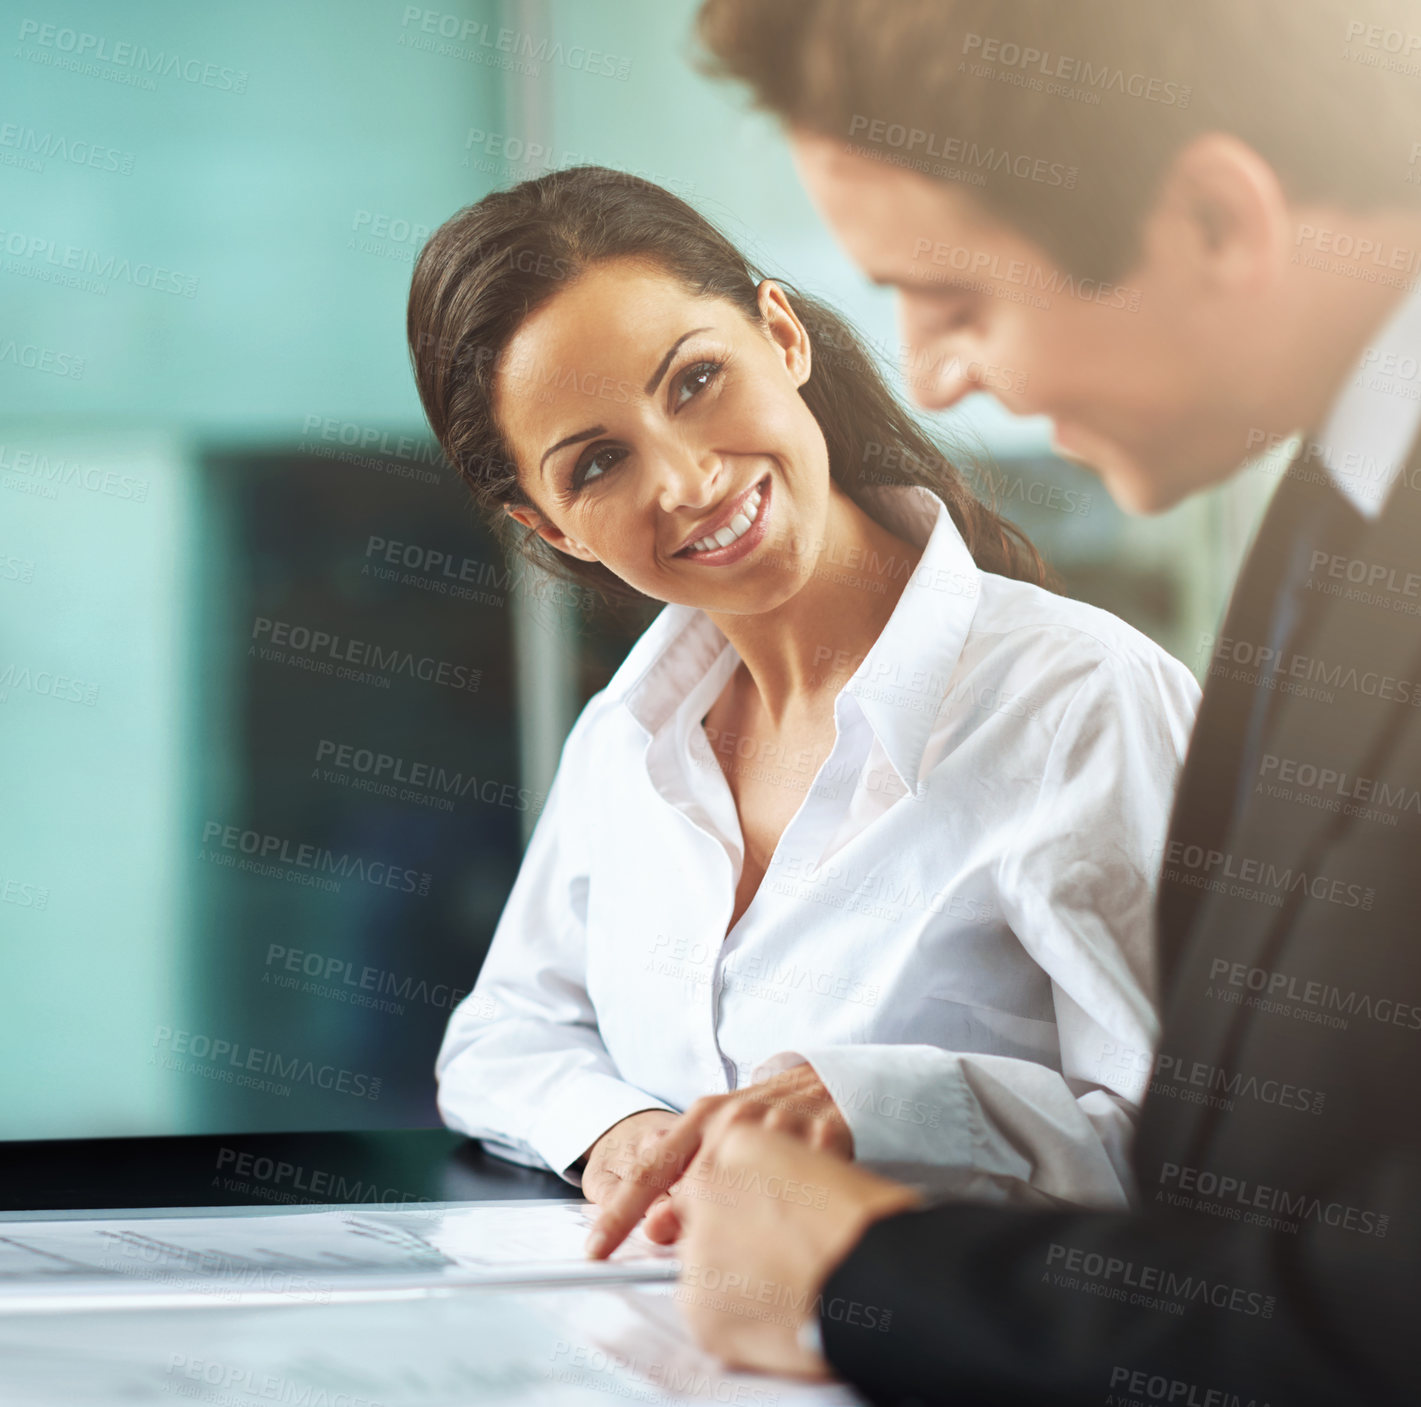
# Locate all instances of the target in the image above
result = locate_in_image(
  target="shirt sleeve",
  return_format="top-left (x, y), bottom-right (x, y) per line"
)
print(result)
top-left (760, 647), bottom-right (1201, 1209)
top-left (434, 702), bottom-right (676, 1185)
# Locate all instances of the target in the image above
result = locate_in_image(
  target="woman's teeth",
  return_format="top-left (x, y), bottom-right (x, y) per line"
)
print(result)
top-left (686, 485), bottom-right (764, 554)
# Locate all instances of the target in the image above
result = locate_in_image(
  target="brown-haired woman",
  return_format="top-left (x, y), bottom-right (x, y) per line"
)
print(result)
top-left (414, 166), bottom-right (1199, 1255)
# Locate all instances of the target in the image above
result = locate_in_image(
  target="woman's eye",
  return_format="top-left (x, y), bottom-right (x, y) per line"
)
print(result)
top-left (674, 360), bottom-right (722, 408)
top-left (573, 445), bottom-right (625, 490)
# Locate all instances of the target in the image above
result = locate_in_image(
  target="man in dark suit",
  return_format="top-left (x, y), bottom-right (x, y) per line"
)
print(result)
top-left (651, 2), bottom-right (1421, 1401)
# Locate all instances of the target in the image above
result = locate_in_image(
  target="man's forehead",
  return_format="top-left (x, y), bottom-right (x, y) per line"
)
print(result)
top-left (793, 129), bottom-right (980, 243)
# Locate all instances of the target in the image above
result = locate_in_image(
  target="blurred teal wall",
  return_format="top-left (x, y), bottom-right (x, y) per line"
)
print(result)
top-left (2, 0), bottom-right (499, 434)
top-left (1, 0), bottom-right (506, 1137)
top-left (1, 432), bottom-right (196, 1135)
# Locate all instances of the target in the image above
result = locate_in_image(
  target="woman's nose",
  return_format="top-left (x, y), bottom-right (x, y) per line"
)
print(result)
top-left (652, 442), bottom-right (722, 513)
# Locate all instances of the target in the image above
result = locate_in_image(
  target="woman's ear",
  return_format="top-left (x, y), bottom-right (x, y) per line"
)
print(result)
top-left (504, 503), bottom-right (598, 562)
top-left (756, 279), bottom-right (812, 388)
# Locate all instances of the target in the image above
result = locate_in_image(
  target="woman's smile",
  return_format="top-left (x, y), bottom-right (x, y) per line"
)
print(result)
top-left (673, 472), bottom-right (772, 566)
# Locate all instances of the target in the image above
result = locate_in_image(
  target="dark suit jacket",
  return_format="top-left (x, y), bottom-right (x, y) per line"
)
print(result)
top-left (820, 442), bottom-right (1421, 1406)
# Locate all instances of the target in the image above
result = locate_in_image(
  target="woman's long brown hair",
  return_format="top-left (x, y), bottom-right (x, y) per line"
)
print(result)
top-left (407, 164), bottom-right (1051, 614)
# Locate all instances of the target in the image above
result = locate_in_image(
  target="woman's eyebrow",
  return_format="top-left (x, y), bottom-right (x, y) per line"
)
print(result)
top-left (644, 326), bottom-right (712, 396)
top-left (540, 425), bottom-right (605, 471)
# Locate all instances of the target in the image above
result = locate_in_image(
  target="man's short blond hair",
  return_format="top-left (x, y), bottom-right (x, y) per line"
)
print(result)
top-left (698, 0), bottom-right (1421, 278)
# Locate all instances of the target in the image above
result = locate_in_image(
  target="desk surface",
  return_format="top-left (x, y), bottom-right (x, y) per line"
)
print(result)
top-left (0, 1133), bottom-right (865, 1406)
top-left (0, 1129), bottom-right (571, 1213)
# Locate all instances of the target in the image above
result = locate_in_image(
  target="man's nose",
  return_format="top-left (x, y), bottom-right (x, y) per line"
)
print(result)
top-left (897, 306), bottom-right (989, 413)
top-left (901, 339), bottom-right (983, 413)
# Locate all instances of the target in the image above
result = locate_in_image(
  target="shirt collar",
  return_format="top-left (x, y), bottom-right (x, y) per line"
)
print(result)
top-left (1315, 277), bottom-right (1421, 518)
top-left (607, 484), bottom-right (983, 793)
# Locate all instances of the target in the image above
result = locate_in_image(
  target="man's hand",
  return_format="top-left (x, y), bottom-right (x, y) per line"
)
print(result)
top-left (585, 1063), bottom-right (852, 1259)
top-left (671, 1124), bottom-right (923, 1377)
top-left (579, 1109), bottom-right (680, 1210)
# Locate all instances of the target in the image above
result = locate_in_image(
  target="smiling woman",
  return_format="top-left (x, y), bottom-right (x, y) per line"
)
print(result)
top-left (405, 165), bottom-right (1048, 608)
top-left (408, 165), bottom-right (1201, 1234)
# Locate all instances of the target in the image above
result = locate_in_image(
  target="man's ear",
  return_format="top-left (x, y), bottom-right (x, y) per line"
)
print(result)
top-left (1147, 132), bottom-right (1292, 298)
top-left (504, 503), bottom-right (598, 562)
top-left (756, 279), bottom-right (813, 388)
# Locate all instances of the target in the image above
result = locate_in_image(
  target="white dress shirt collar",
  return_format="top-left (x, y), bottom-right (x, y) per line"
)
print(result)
top-left (1316, 277), bottom-right (1421, 518)
top-left (604, 484), bottom-right (982, 795)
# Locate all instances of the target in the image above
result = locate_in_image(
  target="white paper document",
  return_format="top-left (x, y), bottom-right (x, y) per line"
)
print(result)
top-left (0, 1200), bottom-right (676, 1311)
top-left (0, 1279), bottom-right (863, 1406)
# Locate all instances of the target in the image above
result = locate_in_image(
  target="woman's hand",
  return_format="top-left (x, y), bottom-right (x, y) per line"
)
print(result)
top-left (585, 1063), bottom-right (853, 1259)
top-left (579, 1109), bottom-right (682, 1211)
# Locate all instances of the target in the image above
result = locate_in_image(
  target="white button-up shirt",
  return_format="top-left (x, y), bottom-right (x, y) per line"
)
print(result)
top-left (1317, 277), bottom-right (1421, 518)
top-left (436, 484), bottom-right (1200, 1208)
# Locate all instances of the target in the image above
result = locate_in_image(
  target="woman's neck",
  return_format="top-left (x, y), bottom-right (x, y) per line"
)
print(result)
top-left (704, 486), bottom-right (925, 728)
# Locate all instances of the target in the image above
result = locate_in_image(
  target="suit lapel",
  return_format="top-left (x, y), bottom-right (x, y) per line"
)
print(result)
top-left (1146, 444), bottom-right (1421, 1166)
top-left (1200, 459), bottom-right (1421, 961)
top-left (1156, 461), bottom-right (1324, 983)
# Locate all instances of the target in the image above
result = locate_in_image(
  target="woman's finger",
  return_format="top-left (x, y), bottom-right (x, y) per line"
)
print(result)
top-left (580, 1160), bottom-right (622, 1207)
top-left (585, 1099), bottom-right (719, 1258)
